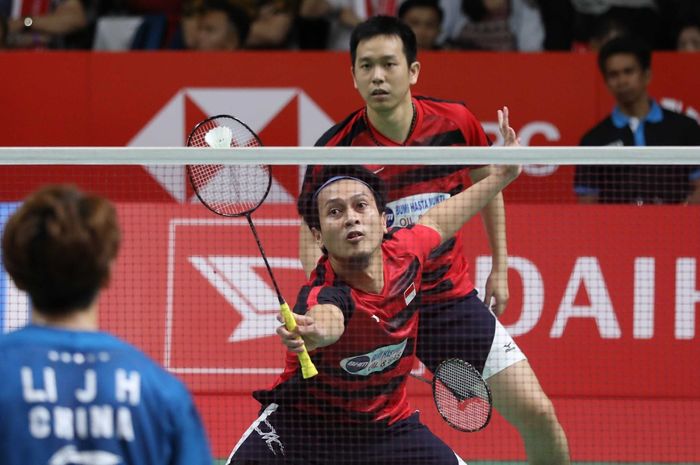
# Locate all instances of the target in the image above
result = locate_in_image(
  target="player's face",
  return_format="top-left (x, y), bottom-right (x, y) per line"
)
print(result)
top-left (402, 7), bottom-right (441, 50)
top-left (352, 35), bottom-right (420, 114)
top-left (314, 180), bottom-right (387, 264)
top-left (603, 54), bottom-right (650, 107)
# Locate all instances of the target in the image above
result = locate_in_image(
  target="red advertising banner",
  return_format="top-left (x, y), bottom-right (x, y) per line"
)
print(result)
top-left (2, 52), bottom-right (700, 203)
top-left (90, 202), bottom-right (700, 461)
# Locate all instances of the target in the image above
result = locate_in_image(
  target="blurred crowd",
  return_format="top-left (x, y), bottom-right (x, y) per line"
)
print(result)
top-left (1, 0), bottom-right (700, 52)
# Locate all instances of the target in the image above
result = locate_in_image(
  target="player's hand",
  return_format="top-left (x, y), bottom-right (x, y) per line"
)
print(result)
top-left (276, 314), bottom-right (322, 352)
top-left (484, 268), bottom-right (509, 317)
top-left (498, 106), bottom-right (520, 147)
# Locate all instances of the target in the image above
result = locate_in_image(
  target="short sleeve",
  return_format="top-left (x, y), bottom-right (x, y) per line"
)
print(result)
top-left (167, 382), bottom-right (213, 465)
top-left (294, 283), bottom-right (355, 325)
top-left (394, 224), bottom-right (442, 263)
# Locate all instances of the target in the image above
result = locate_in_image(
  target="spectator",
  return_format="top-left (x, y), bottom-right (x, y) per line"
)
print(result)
top-left (5, 0), bottom-right (92, 49)
top-left (676, 20), bottom-right (700, 51)
top-left (300, 0), bottom-right (398, 50)
top-left (575, 36), bottom-right (700, 204)
top-left (196, 0), bottom-right (251, 50)
top-left (535, 0), bottom-right (575, 50)
top-left (238, 0), bottom-right (297, 49)
top-left (449, 0), bottom-right (545, 51)
top-left (398, 0), bottom-right (442, 50)
top-left (586, 13), bottom-right (629, 51)
top-left (570, 0), bottom-right (662, 50)
top-left (297, 0), bottom-right (331, 48)
top-left (0, 185), bottom-right (212, 465)
top-left (169, 0), bottom-right (203, 49)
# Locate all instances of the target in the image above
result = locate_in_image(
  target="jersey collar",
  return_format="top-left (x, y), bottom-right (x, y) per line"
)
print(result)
top-left (363, 97), bottom-right (424, 146)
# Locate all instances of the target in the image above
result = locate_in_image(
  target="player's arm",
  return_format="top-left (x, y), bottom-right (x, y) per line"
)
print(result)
top-left (277, 304), bottom-right (345, 352)
top-left (300, 220), bottom-right (323, 278)
top-left (469, 166), bottom-right (509, 312)
top-left (471, 107), bottom-right (518, 315)
top-left (419, 164), bottom-right (520, 242)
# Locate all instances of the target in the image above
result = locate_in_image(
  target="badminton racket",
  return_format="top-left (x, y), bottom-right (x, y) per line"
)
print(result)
top-left (412, 358), bottom-right (492, 432)
top-left (186, 114), bottom-right (318, 379)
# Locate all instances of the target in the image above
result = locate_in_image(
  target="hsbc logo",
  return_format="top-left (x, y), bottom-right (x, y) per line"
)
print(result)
top-left (128, 88), bottom-right (334, 203)
top-left (165, 216), bottom-right (304, 375)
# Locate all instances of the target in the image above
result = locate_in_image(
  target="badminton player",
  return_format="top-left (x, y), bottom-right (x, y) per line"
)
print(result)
top-left (226, 121), bottom-right (520, 465)
top-left (0, 185), bottom-right (212, 465)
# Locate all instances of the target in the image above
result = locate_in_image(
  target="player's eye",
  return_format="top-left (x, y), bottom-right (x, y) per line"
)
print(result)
top-left (328, 207), bottom-right (342, 217)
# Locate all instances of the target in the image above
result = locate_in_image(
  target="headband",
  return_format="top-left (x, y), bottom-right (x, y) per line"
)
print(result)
top-left (312, 176), bottom-right (373, 203)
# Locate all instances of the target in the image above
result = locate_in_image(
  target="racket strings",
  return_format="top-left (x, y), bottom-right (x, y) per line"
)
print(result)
top-left (433, 359), bottom-right (491, 432)
top-left (187, 116), bottom-right (271, 216)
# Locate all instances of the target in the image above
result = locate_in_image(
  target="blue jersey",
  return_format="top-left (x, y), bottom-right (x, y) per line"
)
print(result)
top-left (0, 325), bottom-right (212, 465)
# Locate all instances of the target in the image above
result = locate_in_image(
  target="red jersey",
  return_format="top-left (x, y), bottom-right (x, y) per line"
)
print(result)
top-left (256, 225), bottom-right (441, 425)
top-left (308, 96), bottom-right (491, 302)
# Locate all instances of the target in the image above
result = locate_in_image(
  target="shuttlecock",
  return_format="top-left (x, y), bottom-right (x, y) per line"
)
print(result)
top-left (204, 126), bottom-right (233, 148)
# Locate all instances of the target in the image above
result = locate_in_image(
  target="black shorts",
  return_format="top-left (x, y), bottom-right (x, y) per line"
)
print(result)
top-left (227, 404), bottom-right (463, 465)
top-left (417, 290), bottom-right (497, 375)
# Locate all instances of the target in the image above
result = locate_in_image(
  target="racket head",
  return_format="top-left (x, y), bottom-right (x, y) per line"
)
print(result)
top-left (186, 115), bottom-right (272, 217)
top-left (432, 358), bottom-right (493, 432)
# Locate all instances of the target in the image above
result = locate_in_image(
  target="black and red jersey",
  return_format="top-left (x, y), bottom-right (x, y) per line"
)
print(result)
top-left (307, 96), bottom-right (491, 302)
top-left (255, 225), bottom-right (441, 425)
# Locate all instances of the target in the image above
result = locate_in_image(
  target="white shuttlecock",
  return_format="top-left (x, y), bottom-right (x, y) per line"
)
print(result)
top-left (204, 126), bottom-right (233, 148)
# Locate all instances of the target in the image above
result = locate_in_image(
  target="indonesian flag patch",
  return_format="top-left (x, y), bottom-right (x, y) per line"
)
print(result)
top-left (403, 282), bottom-right (416, 306)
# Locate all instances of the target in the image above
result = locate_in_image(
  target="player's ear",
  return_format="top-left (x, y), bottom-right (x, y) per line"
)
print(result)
top-left (381, 211), bottom-right (387, 234)
top-left (351, 65), bottom-right (358, 90)
top-left (311, 227), bottom-right (324, 249)
top-left (409, 61), bottom-right (420, 86)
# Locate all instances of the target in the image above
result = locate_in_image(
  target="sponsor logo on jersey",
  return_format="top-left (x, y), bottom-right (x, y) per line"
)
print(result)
top-left (385, 192), bottom-right (450, 227)
top-left (339, 339), bottom-right (408, 376)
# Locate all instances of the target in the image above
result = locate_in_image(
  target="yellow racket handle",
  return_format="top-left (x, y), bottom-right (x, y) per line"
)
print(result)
top-left (280, 302), bottom-right (318, 379)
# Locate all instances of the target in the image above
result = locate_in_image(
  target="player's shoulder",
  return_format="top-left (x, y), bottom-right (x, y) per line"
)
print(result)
top-left (315, 107), bottom-right (366, 146)
top-left (415, 95), bottom-right (476, 118)
top-left (383, 225), bottom-right (438, 252)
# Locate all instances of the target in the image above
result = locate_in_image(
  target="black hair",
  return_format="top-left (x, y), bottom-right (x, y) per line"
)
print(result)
top-left (297, 166), bottom-right (387, 231)
top-left (398, 0), bottom-right (444, 24)
top-left (350, 15), bottom-right (418, 67)
top-left (201, 0), bottom-right (251, 44)
top-left (598, 35), bottom-right (651, 74)
top-left (461, 0), bottom-right (490, 22)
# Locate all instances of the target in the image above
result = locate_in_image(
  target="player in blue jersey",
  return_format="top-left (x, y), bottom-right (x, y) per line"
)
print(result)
top-left (0, 185), bottom-right (212, 465)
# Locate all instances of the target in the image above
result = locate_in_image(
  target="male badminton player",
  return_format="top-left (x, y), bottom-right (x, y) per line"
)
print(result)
top-left (0, 186), bottom-right (212, 465)
top-left (226, 155), bottom-right (520, 465)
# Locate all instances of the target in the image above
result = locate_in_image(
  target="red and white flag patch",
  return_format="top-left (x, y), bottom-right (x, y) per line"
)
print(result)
top-left (404, 282), bottom-right (416, 305)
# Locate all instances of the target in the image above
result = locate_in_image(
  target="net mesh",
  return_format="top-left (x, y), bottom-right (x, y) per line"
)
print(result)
top-left (0, 148), bottom-right (698, 465)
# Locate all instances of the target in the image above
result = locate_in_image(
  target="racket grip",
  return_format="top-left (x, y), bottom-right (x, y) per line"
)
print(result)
top-left (280, 302), bottom-right (318, 379)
